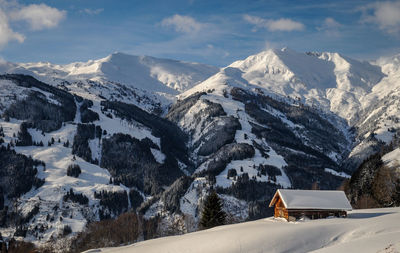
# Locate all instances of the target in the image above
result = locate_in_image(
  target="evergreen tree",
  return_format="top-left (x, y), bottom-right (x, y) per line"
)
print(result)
top-left (200, 191), bottom-right (226, 229)
top-left (64, 139), bottom-right (70, 147)
top-left (394, 179), bottom-right (400, 206)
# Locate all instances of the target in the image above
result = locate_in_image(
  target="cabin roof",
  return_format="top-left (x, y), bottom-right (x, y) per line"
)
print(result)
top-left (269, 189), bottom-right (352, 211)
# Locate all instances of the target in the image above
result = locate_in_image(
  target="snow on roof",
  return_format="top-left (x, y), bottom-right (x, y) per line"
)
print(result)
top-left (269, 189), bottom-right (352, 211)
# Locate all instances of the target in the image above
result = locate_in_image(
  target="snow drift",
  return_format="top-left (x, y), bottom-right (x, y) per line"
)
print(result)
top-left (87, 207), bottom-right (400, 253)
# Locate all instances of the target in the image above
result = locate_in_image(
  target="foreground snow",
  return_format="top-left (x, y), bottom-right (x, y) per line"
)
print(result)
top-left (86, 207), bottom-right (400, 253)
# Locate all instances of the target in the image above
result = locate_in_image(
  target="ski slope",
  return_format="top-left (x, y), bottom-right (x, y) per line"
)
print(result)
top-left (86, 207), bottom-right (400, 253)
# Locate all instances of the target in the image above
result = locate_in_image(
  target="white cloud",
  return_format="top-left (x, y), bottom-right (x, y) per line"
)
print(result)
top-left (0, 9), bottom-right (24, 48)
top-left (267, 19), bottom-right (305, 31)
top-left (318, 17), bottom-right (342, 37)
top-left (161, 14), bottom-right (204, 33)
top-left (244, 14), bottom-right (305, 32)
top-left (360, 1), bottom-right (400, 35)
top-left (10, 3), bottom-right (66, 30)
top-left (323, 17), bottom-right (341, 28)
top-left (0, 1), bottom-right (65, 49)
top-left (81, 8), bottom-right (104, 15)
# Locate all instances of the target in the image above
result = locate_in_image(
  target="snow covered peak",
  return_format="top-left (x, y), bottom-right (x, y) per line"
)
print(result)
top-left (97, 52), bottom-right (219, 93)
top-left (3, 53), bottom-right (219, 95)
top-left (230, 49), bottom-right (383, 92)
top-left (184, 48), bottom-right (386, 123)
top-left (229, 48), bottom-right (339, 92)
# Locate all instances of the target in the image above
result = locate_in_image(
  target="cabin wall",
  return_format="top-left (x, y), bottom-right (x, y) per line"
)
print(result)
top-left (287, 210), bottom-right (347, 220)
top-left (272, 196), bottom-right (348, 220)
top-left (274, 198), bottom-right (289, 219)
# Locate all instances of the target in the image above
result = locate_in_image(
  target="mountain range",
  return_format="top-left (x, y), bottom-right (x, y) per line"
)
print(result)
top-left (0, 48), bottom-right (399, 249)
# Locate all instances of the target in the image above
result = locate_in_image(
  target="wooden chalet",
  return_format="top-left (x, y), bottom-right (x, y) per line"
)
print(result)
top-left (269, 189), bottom-right (352, 221)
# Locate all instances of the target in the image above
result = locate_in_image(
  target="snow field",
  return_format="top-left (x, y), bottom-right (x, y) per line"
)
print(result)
top-left (88, 207), bottom-right (400, 253)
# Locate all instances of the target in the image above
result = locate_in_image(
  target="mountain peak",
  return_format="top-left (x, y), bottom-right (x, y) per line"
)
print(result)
top-left (1, 52), bottom-right (219, 95)
top-left (185, 47), bottom-right (385, 123)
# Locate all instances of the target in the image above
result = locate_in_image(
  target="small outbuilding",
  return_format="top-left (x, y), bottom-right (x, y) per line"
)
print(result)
top-left (269, 189), bottom-right (352, 221)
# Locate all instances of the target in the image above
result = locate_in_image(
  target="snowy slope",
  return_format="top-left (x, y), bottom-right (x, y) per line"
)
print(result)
top-left (345, 54), bottom-right (400, 168)
top-left (382, 147), bottom-right (400, 176)
top-left (1, 53), bottom-right (218, 94)
top-left (87, 207), bottom-right (400, 253)
top-left (228, 48), bottom-right (384, 123)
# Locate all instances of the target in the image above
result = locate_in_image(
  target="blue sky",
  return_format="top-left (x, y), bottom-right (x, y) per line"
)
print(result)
top-left (1, 0), bottom-right (400, 66)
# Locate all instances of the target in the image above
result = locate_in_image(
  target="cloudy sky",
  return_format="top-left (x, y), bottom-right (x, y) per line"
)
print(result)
top-left (1, 0), bottom-right (400, 66)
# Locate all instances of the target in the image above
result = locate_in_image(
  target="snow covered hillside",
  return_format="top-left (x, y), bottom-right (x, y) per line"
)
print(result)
top-left (87, 207), bottom-right (400, 253)
top-left (0, 74), bottom-right (191, 245)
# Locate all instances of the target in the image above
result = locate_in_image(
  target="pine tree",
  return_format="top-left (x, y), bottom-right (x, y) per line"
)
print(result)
top-left (394, 179), bottom-right (400, 206)
top-left (200, 191), bottom-right (226, 229)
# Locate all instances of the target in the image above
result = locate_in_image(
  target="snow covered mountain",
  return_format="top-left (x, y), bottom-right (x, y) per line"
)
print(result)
top-left (228, 48), bottom-right (384, 123)
top-left (346, 53), bottom-right (400, 169)
top-left (1, 52), bottom-right (219, 94)
top-left (180, 48), bottom-right (399, 170)
top-left (0, 48), bottom-right (400, 251)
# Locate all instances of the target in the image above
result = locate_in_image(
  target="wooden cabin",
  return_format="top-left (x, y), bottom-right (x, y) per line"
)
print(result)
top-left (269, 189), bottom-right (352, 221)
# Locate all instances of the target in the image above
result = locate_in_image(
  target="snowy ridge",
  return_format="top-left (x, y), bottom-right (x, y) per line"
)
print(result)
top-left (2, 52), bottom-right (219, 95)
top-left (228, 48), bottom-right (384, 123)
